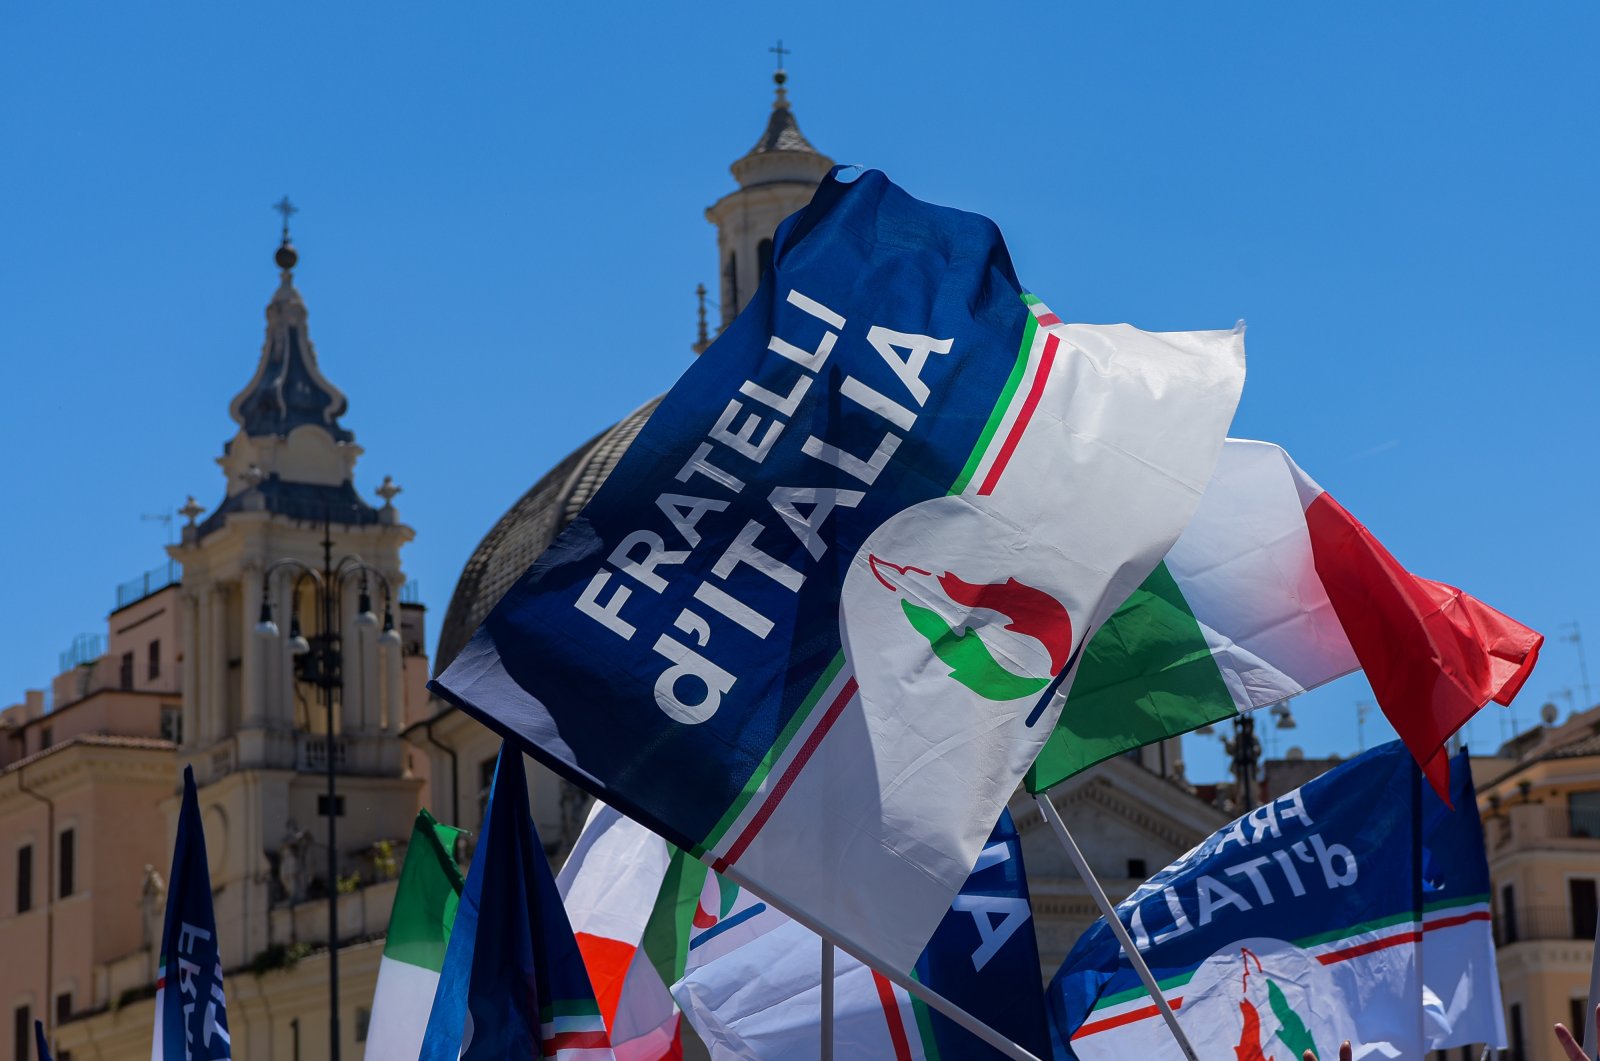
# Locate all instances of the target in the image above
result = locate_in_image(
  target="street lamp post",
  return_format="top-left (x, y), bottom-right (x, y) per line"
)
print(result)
top-left (254, 519), bottom-right (400, 1061)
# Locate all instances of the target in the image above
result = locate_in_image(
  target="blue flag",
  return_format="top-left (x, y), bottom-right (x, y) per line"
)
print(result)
top-left (432, 166), bottom-right (1245, 973)
top-left (420, 744), bottom-right (613, 1060)
top-left (913, 807), bottom-right (1050, 1058)
top-left (1045, 742), bottom-right (1502, 1060)
top-left (153, 765), bottom-right (231, 1060)
top-left (34, 1019), bottom-right (52, 1061)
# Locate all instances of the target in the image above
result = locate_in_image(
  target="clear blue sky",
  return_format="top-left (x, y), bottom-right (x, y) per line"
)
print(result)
top-left (3, 2), bottom-right (1596, 784)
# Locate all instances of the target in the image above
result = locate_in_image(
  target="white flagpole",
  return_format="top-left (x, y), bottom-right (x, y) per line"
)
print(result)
top-left (709, 859), bottom-right (1043, 1061)
top-left (821, 940), bottom-right (835, 1061)
top-left (1033, 791), bottom-right (1201, 1061)
top-left (1582, 912), bottom-right (1600, 1057)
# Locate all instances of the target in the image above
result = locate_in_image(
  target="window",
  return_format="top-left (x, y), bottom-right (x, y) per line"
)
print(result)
top-left (1571, 791), bottom-right (1600, 837)
top-left (14, 1005), bottom-right (30, 1061)
top-left (1500, 883), bottom-right (1518, 944)
top-left (1509, 1002), bottom-right (1525, 1061)
top-left (355, 1005), bottom-right (371, 1042)
top-left (39, 726), bottom-right (51, 751)
top-left (148, 639), bottom-right (161, 681)
top-left (119, 651), bottom-right (134, 690)
top-left (58, 829), bottom-right (75, 898)
top-left (160, 707), bottom-right (182, 744)
top-left (1127, 858), bottom-right (1148, 880)
top-left (55, 992), bottom-right (71, 1026)
top-left (316, 795), bottom-right (346, 818)
top-left (1572, 878), bottom-right (1598, 940)
top-left (1571, 998), bottom-right (1589, 1042)
top-left (16, 845), bottom-right (33, 913)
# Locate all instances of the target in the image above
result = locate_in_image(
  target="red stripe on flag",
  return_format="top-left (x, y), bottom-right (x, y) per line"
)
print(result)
top-left (977, 332), bottom-right (1060, 496)
top-left (871, 971), bottom-right (916, 1061)
top-left (542, 1030), bottom-right (612, 1056)
top-left (1316, 929), bottom-right (1421, 965)
top-left (1303, 491), bottom-right (1543, 800)
top-left (1070, 997), bottom-right (1185, 1039)
top-left (1425, 910), bottom-right (1492, 931)
top-left (1034, 312), bottom-right (1062, 326)
top-left (715, 678), bottom-right (859, 870)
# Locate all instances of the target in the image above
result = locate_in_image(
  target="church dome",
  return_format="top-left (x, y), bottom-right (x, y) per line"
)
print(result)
top-left (434, 396), bottom-right (662, 673)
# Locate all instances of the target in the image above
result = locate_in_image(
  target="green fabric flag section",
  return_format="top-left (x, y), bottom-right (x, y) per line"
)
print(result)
top-left (382, 809), bottom-right (466, 971)
top-left (1025, 562), bottom-right (1238, 792)
top-left (641, 847), bottom-right (707, 988)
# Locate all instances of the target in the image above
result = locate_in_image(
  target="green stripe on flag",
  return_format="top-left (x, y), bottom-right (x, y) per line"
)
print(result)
top-left (1026, 562), bottom-right (1238, 793)
top-left (641, 847), bottom-right (708, 987)
top-left (1093, 969), bottom-right (1195, 1011)
top-left (540, 998), bottom-right (603, 1020)
top-left (382, 809), bottom-right (465, 972)
top-left (699, 651), bottom-right (846, 854)
top-left (949, 309), bottom-right (1037, 496)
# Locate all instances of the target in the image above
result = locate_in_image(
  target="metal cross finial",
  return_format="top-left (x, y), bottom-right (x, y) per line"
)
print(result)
top-left (273, 196), bottom-right (298, 241)
top-left (769, 39), bottom-right (790, 70)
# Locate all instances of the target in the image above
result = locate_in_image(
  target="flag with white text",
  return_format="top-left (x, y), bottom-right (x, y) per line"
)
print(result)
top-left (1046, 743), bottom-right (1502, 1059)
top-left (151, 765), bottom-right (231, 1061)
top-left (432, 167), bottom-right (1245, 972)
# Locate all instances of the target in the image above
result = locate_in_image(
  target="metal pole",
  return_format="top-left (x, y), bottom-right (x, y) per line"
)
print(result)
top-left (820, 940), bottom-right (834, 1061)
top-left (1033, 792), bottom-right (1200, 1061)
top-left (709, 860), bottom-right (1042, 1061)
top-left (322, 514), bottom-right (341, 1061)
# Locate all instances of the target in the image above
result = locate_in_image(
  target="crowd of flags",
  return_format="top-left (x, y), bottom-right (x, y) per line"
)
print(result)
top-left (38, 167), bottom-right (1544, 1061)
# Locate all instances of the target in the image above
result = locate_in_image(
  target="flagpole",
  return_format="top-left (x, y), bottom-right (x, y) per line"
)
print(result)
top-left (1032, 792), bottom-right (1201, 1061)
top-left (821, 940), bottom-right (835, 1061)
top-left (709, 860), bottom-right (1043, 1061)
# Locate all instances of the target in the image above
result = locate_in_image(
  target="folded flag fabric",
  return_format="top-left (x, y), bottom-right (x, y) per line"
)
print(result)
top-left (432, 167), bottom-right (1245, 973)
top-left (1045, 742), bottom-right (1504, 1060)
top-left (558, 801), bottom-right (682, 1061)
top-left (1026, 438), bottom-right (1542, 797)
top-left (672, 808), bottom-right (1049, 1060)
top-left (420, 746), bottom-right (614, 1060)
top-left (152, 765), bottom-right (231, 1061)
top-left (366, 809), bottom-right (466, 1061)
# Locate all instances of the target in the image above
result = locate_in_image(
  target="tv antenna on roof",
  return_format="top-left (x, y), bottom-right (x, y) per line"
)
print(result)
top-left (142, 511), bottom-right (175, 545)
top-left (1564, 622), bottom-right (1593, 708)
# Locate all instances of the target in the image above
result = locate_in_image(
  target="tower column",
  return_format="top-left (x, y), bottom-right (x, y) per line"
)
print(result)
top-left (240, 562), bottom-right (264, 730)
top-left (207, 584), bottom-right (228, 742)
top-left (180, 591), bottom-right (200, 749)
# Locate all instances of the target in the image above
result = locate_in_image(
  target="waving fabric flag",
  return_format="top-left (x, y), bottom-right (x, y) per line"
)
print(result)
top-left (1026, 439), bottom-right (1542, 797)
top-left (366, 809), bottom-right (466, 1060)
top-left (1045, 742), bottom-right (1503, 1060)
top-left (420, 747), bottom-right (613, 1060)
top-left (432, 167), bottom-right (1246, 972)
top-left (558, 802), bottom-right (682, 1061)
top-left (35, 1019), bottom-right (52, 1061)
top-left (672, 808), bottom-right (1049, 1060)
top-left (152, 765), bottom-right (231, 1060)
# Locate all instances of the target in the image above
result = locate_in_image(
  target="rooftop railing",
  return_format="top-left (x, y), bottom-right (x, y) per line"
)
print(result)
top-left (115, 560), bottom-right (180, 611)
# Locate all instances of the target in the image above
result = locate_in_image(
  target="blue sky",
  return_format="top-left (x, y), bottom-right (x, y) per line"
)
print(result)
top-left (3, 2), bottom-right (1596, 784)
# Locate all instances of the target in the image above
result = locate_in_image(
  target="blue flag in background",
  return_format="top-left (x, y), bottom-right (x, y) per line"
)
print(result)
top-left (1045, 742), bottom-right (1503, 1060)
top-left (152, 765), bottom-right (231, 1060)
top-left (34, 1019), bottom-right (52, 1061)
top-left (420, 744), bottom-right (613, 1060)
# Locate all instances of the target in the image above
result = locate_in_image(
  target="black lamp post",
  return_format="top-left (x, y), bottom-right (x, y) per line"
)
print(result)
top-left (1224, 715), bottom-right (1263, 812)
top-left (254, 520), bottom-right (399, 1061)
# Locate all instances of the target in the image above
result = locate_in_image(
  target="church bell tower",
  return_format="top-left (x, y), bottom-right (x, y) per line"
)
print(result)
top-left (166, 208), bottom-right (423, 968)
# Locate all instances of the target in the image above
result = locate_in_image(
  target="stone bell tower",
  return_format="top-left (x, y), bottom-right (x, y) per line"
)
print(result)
top-left (704, 60), bottom-right (834, 334)
top-left (165, 209), bottom-right (424, 969)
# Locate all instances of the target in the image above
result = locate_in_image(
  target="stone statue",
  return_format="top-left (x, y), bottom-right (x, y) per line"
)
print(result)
top-left (277, 820), bottom-right (311, 904)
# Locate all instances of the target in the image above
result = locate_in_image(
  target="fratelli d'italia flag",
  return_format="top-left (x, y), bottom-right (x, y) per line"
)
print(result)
top-left (365, 809), bottom-right (465, 1060)
top-left (1046, 742), bottom-right (1504, 1059)
top-left (1026, 438), bottom-right (1542, 797)
top-left (433, 168), bottom-right (1246, 973)
top-left (152, 766), bottom-right (230, 1060)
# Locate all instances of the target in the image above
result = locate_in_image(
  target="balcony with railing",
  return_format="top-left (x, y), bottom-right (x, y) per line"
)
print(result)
top-left (115, 560), bottom-right (180, 611)
top-left (296, 734), bottom-right (349, 773)
top-left (1496, 905), bottom-right (1598, 947)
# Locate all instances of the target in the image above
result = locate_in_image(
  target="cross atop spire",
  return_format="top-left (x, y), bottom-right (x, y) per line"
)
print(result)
top-left (273, 196), bottom-right (298, 242)
top-left (768, 39), bottom-right (790, 71)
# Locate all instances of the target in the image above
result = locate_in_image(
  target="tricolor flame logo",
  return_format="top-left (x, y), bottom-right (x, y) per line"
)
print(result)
top-left (868, 555), bottom-right (1073, 703)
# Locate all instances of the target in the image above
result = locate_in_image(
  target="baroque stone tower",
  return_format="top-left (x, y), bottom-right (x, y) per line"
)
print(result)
top-left (165, 224), bottom-right (424, 968)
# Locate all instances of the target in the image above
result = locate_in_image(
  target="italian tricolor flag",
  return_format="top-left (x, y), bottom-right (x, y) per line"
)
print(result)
top-left (1026, 438), bottom-right (1543, 797)
top-left (365, 809), bottom-right (465, 1060)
